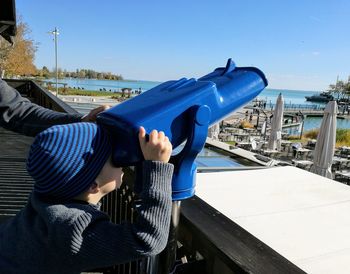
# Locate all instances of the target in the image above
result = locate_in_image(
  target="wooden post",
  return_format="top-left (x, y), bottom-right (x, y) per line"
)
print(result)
top-left (299, 115), bottom-right (305, 140)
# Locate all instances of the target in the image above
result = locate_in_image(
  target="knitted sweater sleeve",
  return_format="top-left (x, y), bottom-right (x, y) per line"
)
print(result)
top-left (64, 161), bottom-right (173, 270)
top-left (0, 79), bottom-right (83, 136)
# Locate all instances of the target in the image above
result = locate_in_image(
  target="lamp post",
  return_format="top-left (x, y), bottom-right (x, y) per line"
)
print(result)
top-left (48, 27), bottom-right (59, 96)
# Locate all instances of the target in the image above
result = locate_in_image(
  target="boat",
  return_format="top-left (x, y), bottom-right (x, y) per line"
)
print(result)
top-left (305, 91), bottom-right (334, 102)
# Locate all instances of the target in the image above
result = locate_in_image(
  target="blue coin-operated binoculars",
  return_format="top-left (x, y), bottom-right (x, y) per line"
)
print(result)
top-left (97, 58), bottom-right (267, 201)
top-left (97, 59), bottom-right (267, 273)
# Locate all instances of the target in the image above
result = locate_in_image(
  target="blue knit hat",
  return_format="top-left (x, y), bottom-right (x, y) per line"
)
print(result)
top-left (26, 122), bottom-right (111, 201)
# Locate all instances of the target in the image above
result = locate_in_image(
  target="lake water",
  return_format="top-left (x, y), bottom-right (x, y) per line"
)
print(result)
top-left (258, 88), bottom-right (321, 106)
top-left (44, 78), bottom-right (320, 102)
top-left (45, 78), bottom-right (160, 92)
top-left (286, 117), bottom-right (350, 136)
top-left (44, 78), bottom-right (349, 130)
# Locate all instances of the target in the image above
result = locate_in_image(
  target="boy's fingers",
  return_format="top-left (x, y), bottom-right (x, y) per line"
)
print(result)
top-left (138, 127), bottom-right (146, 146)
top-left (164, 136), bottom-right (170, 144)
top-left (158, 131), bottom-right (165, 141)
top-left (166, 138), bottom-right (172, 150)
top-left (139, 126), bottom-right (146, 138)
top-left (150, 130), bottom-right (158, 144)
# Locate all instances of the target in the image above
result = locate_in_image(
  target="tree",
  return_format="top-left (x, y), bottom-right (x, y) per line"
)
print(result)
top-left (42, 66), bottom-right (50, 77)
top-left (36, 66), bottom-right (50, 78)
top-left (78, 69), bottom-right (86, 78)
top-left (0, 20), bottom-right (37, 77)
top-left (57, 68), bottom-right (63, 78)
top-left (0, 37), bottom-right (12, 77)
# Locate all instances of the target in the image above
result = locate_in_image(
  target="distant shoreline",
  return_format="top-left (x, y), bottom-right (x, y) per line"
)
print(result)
top-left (37, 77), bottom-right (161, 84)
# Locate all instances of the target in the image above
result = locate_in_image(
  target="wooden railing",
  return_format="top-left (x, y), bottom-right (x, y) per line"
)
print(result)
top-left (0, 79), bottom-right (305, 274)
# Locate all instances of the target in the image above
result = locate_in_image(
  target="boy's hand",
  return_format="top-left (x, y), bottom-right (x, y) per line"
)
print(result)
top-left (138, 126), bottom-right (172, 163)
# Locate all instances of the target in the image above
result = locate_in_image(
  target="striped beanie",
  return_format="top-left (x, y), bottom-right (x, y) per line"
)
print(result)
top-left (26, 122), bottom-right (111, 201)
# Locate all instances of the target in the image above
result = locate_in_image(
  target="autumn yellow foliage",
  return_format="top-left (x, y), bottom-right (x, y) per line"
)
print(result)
top-left (239, 121), bottom-right (254, 129)
top-left (0, 21), bottom-right (37, 77)
top-left (302, 128), bottom-right (350, 147)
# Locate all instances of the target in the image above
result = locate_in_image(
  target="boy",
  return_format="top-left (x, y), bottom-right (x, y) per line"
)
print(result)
top-left (0, 122), bottom-right (174, 274)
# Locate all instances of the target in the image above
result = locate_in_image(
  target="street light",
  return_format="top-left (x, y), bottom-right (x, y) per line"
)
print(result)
top-left (48, 27), bottom-right (59, 96)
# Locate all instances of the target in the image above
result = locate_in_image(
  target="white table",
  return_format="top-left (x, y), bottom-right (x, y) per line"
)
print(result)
top-left (196, 167), bottom-right (350, 274)
top-left (261, 149), bottom-right (281, 158)
top-left (292, 159), bottom-right (314, 170)
top-left (295, 148), bottom-right (311, 160)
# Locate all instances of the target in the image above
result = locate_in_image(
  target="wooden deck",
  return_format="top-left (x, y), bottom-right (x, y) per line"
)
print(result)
top-left (0, 127), bottom-right (34, 222)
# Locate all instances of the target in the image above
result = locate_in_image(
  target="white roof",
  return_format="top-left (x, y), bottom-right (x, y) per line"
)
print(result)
top-left (196, 166), bottom-right (350, 274)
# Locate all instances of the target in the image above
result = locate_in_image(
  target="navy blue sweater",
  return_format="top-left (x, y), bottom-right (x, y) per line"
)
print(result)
top-left (0, 161), bottom-right (173, 274)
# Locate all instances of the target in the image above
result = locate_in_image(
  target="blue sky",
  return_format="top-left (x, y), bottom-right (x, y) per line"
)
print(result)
top-left (16, 0), bottom-right (350, 91)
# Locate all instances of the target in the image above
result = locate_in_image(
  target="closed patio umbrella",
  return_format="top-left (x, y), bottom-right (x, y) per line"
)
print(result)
top-left (311, 101), bottom-right (338, 179)
top-left (261, 120), bottom-right (267, 140)
top-left (268, 93), bottom-right (284, 150)
top-left (208, 123), bottom-right (220, 140)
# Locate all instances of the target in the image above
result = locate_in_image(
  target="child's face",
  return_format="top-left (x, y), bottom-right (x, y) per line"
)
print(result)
top-left (96, 156), bottom-right (124, 195)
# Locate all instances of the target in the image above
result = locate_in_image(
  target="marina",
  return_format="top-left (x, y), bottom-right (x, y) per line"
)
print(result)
top-left (38, 78), bottom-right (350, 133)
top-left (56, 86), bottom-right (350, 183)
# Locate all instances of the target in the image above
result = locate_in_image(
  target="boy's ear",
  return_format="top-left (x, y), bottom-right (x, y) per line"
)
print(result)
top-left (87, 182), bottom-right (99, 194)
